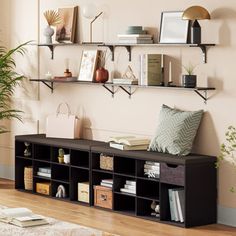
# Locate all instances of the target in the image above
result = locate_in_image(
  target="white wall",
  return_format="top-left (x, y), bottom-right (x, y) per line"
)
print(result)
top-left (1, 0), bottom-right (236, 226)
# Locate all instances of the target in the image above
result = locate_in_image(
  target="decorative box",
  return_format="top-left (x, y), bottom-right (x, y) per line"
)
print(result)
top-left (78, 182), bottom-right (90, 203)
top-left (36, 182), bottom-right (51, 195)
top-left (24, 166), bottom-right (33, 190)
top-left (94, 185), bottom-right (113, 209)
top-left (100, 153), bottom-right (113, 171)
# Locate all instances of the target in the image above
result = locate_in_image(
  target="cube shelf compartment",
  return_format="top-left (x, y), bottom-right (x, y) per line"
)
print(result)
top-left (15, 134), bottom-right (217, 228)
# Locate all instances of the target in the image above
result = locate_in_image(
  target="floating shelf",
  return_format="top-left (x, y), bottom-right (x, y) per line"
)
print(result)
top-left (35, 42), bottom-right (215, 63)
top-left (29, 79), bottom-right (215, 103)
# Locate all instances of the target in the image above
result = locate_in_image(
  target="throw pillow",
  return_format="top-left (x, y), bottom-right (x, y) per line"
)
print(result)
top-left (148, 104), bottom-right (203, 156)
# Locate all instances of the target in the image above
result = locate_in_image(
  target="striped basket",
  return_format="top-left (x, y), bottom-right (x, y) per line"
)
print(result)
top-left (24, 166), bottom-right (33, 190)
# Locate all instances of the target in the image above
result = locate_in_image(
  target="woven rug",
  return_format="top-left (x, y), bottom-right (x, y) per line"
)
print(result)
top-left (0, 206), bottom-right (117, 236)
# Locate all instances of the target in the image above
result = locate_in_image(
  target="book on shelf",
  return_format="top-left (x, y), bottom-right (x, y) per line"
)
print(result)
top-left (109, 142), bottom-right (149, 151)
top-left (118, 34), bottom-right (153, 38)
top-left (175, 188), bottom-right (185, 223)
top-left (112, 78), bottom-right (138, 85)
top-left (168, 189), bottom-right (175, 221)
top-left (173, 190), bottom-right (181, 222)
top-left (38, 167), bottom-right (51, 174)
top-left (124, 184), bottom-right (136, 190)
top-left (126, 180), bottom-right (136, 186)
top-left (100, 182), bottom-right (113, 188)
top-left (101, 179), bottom-right (113, 185)
top-left (53, 76), bottom-right (77, 81)
top-left (118, 39), bottom-right (154, 44)
top-left (37, 171), bottom-right (51, 178)
top-left (144, 169), bottom-right (159, 174)
top-left (145, 161), bottom-right (160, 166)
top-left (140, 54), bottom-right (164, 86)
top-left (0, 208), bottom-right (48, 228)
top-left (144, 164), bottom-right (160, 171)
top-left (108, 136), bottom-right (150, 146)
top-left (120, 188), bottom-right (136, 195)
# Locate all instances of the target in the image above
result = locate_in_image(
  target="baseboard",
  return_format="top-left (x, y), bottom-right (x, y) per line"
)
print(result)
top-left (0, 165), bottom-right (14, 180)
top-left (218, 205), bottom-right (236, 227)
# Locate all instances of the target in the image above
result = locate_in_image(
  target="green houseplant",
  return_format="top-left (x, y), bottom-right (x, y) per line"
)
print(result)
top-left (182, 63), bottom-right (197, 88)
top-left (218, 125), bottom-right (236, 192)
top-left (0, 42), bottom-right (28, 134)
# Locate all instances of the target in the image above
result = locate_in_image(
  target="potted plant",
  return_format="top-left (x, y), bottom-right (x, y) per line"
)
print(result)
top-left (182, 63), bottom-right (197, 88)
top-left (0, 42), bottom-right (29, 134)
top-left (58, 148), bottom-right (65, 163)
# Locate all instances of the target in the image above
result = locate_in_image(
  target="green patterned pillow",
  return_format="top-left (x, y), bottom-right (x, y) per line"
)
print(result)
top-left (148, 104), bottom-right (203, 156)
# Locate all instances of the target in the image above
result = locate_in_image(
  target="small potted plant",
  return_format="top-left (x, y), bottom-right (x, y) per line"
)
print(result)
top-left (58, 148), bottom-right (65, 163)
top-left (182, 63), bottom-right (197, 88)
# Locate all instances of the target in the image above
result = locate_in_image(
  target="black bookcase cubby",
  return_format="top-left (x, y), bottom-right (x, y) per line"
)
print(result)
top-left (15, 134), bottom-right (217, 228)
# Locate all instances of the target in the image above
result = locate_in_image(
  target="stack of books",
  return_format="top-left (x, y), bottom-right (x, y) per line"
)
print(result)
top-left (168, 188), bottom-right (185, 223)
top-left (118, 26), bottom-right (153, 44)
top-left (0, 207), bottom-right (48, 227)
top-left (108, 136), bottom-right (150, 151)
top-left (144, 161), bottom-right (160, 179)
top-left (120, 180), bottom-right (136, 195)
top-left (100, 179), bottom-right (113, 188)
top-left (37, 167), bottom-right (51, 178)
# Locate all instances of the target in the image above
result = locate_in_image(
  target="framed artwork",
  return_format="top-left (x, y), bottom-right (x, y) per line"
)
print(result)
top-left (78, 50), bottom-right (99, 82)
top-left (159, 11), bottom-right (189, 44)
top-left (56, 6), bottom-right (78, 43)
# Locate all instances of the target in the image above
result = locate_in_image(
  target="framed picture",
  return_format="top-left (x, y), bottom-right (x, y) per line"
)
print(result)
top-left (159, 11), bottom-right (189, 44)
top-left (78, 50), bottom-right (99, 82)
top-left (56, 6), bottom-right (78, 43)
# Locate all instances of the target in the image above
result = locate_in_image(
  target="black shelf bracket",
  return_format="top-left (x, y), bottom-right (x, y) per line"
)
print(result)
top-left (194, 89), bottom-right (209, 104)
top-left (119, 85), bottom-right (134, 98)
top-left (106, 45), bottom-right (115, 61)
top-left (124, 46), bottom-right (131, 61)
top-left (103, 84), bottom-right (115, 97)
top-left (103, 45), bottom-right (131, 61)
top-left (47, 45), bottom-right (54, 60)
top-left (42, 81), bottom-right (54, 93)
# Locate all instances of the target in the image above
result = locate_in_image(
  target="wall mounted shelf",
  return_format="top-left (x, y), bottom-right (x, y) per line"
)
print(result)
top-left (29, 79), bottom-right (215, 103)
top-left (36, 42), bottom-right (215, 63)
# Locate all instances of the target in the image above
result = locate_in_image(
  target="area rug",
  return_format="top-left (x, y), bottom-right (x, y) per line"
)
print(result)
top-left (0, 206), bottom-right (118, 236)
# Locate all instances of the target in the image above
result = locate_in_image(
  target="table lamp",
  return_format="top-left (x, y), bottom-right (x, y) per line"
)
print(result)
top-left (82, 3), bottom-right (103, 44)
top-left (182, 6), bottom-right (210, 44)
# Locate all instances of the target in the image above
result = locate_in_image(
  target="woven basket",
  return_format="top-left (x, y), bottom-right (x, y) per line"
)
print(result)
top-left (24, 166), bottom-right (33, 190)
top-left (100, 153), bottom-right (113, 171)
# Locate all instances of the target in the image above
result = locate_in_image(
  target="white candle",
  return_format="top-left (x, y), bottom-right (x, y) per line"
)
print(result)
top-left (169, 61), bottom-right (172, 82)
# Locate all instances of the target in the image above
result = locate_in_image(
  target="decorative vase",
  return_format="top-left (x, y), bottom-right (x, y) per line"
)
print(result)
top-left (58, 156), bottom-right (64, 164)
top-left (182, 75), bottom-right (197, 88)
top-left (44, 25), bottom-right (54, 44)
top-left (95, 67), bottom-right (109, 83)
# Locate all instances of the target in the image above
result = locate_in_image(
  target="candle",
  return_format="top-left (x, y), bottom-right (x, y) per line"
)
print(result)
top-left (45, 71), bottom-right (52, 79)
top-left (169, 61), bottom-right (172, 82)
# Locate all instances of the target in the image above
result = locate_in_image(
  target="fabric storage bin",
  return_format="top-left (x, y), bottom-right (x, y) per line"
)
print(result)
top-left (100, 153), bottom-right (113, 171)
top-left (36, 182), bottom-right (51, 195)
top-left (94, 185), bottom-right (113, 209)
top-left (78, 182), bottom-right (90, 203)
top-left (24, 166), bottom-right (33, 190)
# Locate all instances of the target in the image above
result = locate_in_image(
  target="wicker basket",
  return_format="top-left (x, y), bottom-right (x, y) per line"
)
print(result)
top-left (24, 166), bottom-right (33, 190)
top-left (100, 153), bottom-right (113, 171)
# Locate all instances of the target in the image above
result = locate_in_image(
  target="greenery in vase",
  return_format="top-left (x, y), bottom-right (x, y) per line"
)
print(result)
top-left (0, 42), bottom-right (29, 134)
top-left (218, 125), bottom-right (236, 193)
top-left (182, 63), bottom-right (197, 75)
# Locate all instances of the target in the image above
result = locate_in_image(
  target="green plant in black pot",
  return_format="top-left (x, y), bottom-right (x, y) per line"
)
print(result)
top-left (182, 63), bottom-right (197, 88)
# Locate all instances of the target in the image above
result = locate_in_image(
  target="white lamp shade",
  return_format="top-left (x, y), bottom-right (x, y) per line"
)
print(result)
top-left (82, 3), bottom-right (97, 19)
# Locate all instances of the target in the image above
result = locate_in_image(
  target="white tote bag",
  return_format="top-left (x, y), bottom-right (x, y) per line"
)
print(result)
top-left (46, 103), bottom-right (81, 139)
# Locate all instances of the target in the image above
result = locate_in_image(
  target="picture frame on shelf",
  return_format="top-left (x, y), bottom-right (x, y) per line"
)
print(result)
top-left (56, 6), bottom-right (78, 43)
top-left (78, 50), bottom-right (99, 82)
top-left (159, 11), bottom-right (189, 44)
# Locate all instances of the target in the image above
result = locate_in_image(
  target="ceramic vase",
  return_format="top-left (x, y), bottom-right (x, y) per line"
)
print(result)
top-left (44, 25), bottom-right (54, 44)
top-left (95, 67), bottom-right (109, 83)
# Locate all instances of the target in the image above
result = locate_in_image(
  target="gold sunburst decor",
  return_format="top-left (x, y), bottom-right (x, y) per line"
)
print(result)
top-left (44, 10), bottom-right (62, 26)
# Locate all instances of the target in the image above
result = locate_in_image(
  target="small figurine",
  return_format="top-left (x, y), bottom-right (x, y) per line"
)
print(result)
top-left (58, 148), bottom-right (64, 163)
top-left (24, 142), bottom-right (31, 157)
top-left (56, 185), bottom-right (66, 198)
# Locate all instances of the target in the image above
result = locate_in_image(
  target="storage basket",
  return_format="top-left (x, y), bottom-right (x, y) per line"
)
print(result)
top-left (100, 153), bottom-right (113, 171)
top-left (24, 166), bottom-right (33, 190)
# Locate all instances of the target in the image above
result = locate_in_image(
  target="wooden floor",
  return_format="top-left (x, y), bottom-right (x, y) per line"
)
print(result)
top-left (0, 179), bottom-right (235, 236)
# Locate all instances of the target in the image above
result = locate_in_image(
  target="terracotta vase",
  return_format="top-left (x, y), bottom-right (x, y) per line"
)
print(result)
top-left (95, 67), bottom-right (109, 83)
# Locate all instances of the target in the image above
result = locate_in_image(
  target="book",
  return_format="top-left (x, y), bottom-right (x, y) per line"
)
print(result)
top-left (38, 167), bottom-right (51, 174)
top-left (175, 190), bottom-right (184, 223)
top-left (145, 161), bottom-right (160, 166)
top-left (124, 184), bottom-right (136, 190)
top-left (112, 78), bottom-right (138, 85)
top-left (37, 171), bottom-right (51, 178)
top-left (172, 190), bottom-right (179, 221)
top-left (120, 188), bottom-right (136, 194)
top-left (118, 39), bottom-right (153, 44)
top-left (176, 189), bottom-right (185, 222)
top-left (109, 142), bottom-right (149, 151)
top-left (168, 189), bottom-right (175, 221)
top-left (144, 164), bottom-right (160, 170)
top-left (101, 179), bottom-right (113, 184)
top-left (100, 183), bottom-right (113, 188)
top-left (0, 208), bottom-right (48, 228)
top-left (126, 180), bottom-right (136, 186)
top-left (118, 34), bottom-right (153, 38)
top-left (108, 136), bottom-right (150, 146)
top-left (140, 54), bottom-right (164, 86)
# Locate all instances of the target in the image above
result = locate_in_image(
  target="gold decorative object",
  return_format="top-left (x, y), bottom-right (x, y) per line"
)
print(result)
top-left (182, 6), bottom-right (211, 44)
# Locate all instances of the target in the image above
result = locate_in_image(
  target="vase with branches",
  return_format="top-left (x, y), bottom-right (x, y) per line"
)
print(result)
top-left (0, 42), bottom-right (28, 134)
top-left (182, 63), bottom-right (197, 88)
top-left (95, 50), bottom-right (109, 83)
